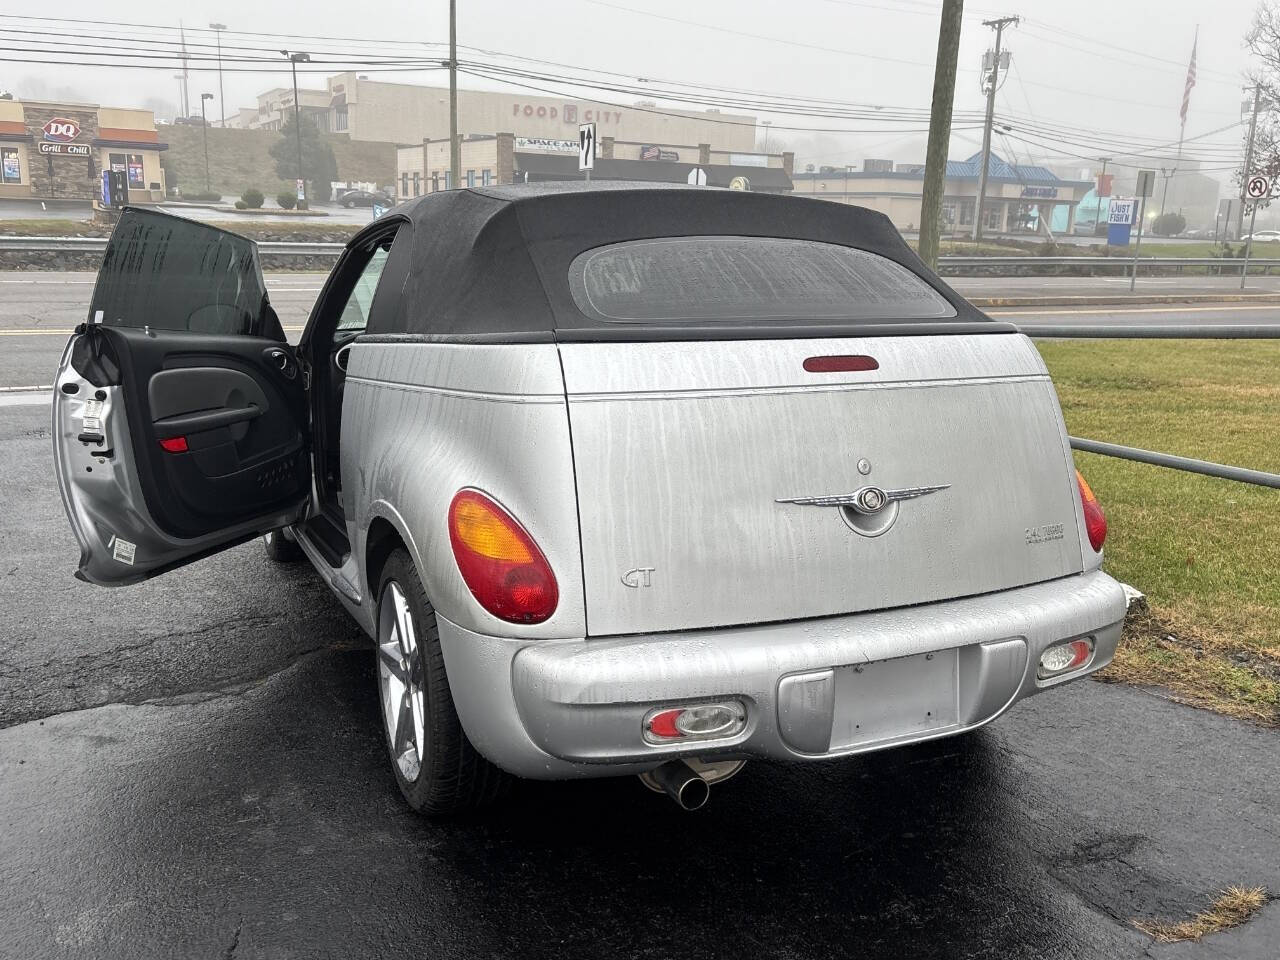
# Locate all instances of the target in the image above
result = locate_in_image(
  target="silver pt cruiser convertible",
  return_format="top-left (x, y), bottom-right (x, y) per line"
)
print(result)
top-left (53, 184), bottom-right (1124, 814)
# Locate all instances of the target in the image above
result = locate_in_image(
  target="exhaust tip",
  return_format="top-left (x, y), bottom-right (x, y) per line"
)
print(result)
top-left (648, 759), bottom-right (711, 811)
top-left (676, 774), bottom-right (710, 811)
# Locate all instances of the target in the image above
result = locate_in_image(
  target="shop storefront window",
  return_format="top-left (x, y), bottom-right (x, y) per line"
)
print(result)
top-left (482, 170), bottom-right (492, 186)
top-left (412, 172), bottom-right (420, 196)
top-left (127, 154), bottom-right (144, 188)
top-left (1, 147), bottom-right (20, 184)
top-left (400, 173), bottom-right (408, 196)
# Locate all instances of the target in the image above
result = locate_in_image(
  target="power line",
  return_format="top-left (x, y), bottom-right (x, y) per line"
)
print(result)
top-left (580, 0), bottom-right (935, 69)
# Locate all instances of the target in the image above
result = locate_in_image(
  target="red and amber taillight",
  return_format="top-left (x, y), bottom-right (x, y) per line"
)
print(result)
top-left (1076, 469), bottom-right (1107, 553)
top-left (448, 489), bottom-right (558, 624)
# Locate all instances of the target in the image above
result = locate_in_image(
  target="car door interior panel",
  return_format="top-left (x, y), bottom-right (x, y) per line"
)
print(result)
top-left (72, 324), bottom-right (309, 541)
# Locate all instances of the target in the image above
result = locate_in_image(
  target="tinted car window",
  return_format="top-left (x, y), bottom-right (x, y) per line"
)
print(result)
top-left (568, 236), bottom-right (956, 323)
top-left (336, 245), bottom-right (390, 332)
top-left (89, 209), bottom-right (270, 336)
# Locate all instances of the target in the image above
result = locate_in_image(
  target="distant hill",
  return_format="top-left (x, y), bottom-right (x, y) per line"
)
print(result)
top-left (160, 125), bottom-right (395, 198)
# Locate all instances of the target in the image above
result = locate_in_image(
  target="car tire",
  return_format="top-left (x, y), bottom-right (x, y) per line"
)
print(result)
top-left (375, 548), bottom-right (510, 816)
top-left (262, 528), bottom-right (303, 563)
top-left (343, 200), bottom-right (354, 208)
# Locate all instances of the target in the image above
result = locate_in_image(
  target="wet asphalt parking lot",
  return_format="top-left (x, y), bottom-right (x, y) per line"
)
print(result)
top-left (2, 278), bottom-right (1278, 959)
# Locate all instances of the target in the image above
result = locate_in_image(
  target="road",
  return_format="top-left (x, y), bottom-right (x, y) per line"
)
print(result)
top-left (1, 270), bottom-right (1278, 957)
top-left (2, 271), bottom-right (1279, 393)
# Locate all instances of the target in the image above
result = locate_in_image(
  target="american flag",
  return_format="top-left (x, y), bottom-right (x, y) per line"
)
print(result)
top-left (1181, 32), bottom-right (1198, 128)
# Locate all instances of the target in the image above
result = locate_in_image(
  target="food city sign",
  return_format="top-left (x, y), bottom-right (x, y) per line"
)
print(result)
top-left (511, 103), bottom-right (623, 125)
top-left (38, 117), bottom-right (91, 156)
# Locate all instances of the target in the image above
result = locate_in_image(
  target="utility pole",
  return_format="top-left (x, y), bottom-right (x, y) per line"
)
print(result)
top-left (449, 0), bottom-right (461, 189)
top-left (972, 15), bottom-right (1018, 243)
top-left (1159, 166), bottom-right (1177, 219)
top-left (918, 0), bottom-right (965, 269)
top-left (209, 23), bottom-right (227, 126)
top-left (281, 50), bottom-right (311, 206)
top-left (1238, 84), bottom-right (1263, 241)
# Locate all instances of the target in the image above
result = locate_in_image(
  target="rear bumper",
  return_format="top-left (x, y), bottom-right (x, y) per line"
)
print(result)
top-left (436, 570), bottom-right (1127, 780)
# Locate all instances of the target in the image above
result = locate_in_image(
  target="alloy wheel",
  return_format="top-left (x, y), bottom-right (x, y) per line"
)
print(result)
top-left (377, 581), bottom-right (427, 782)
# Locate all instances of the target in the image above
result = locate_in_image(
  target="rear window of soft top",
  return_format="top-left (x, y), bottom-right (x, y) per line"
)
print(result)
top-left (567, 235), bottom-right (957, 324)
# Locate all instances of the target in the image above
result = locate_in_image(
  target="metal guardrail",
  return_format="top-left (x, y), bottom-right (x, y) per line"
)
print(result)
top-left (0, 236), bottom-right (344, 256)
top-left (939, 255), bottom-right (1280, 269)
top-left (1025, 322), bottom-right (1280, 489)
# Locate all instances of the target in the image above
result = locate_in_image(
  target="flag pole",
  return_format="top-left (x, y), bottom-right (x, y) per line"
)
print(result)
top-left (1179, 24), bottom-right (1198, 159)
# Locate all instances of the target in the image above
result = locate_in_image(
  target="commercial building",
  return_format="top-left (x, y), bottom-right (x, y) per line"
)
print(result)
top-left (246, 86), bottom-right (338, 133)
top-left (394, 135), bottom-right (793, 197)
top-left (242, 73), bottom-right (757, 152)
top-left (790, 152), bottom-right (1094, 235)
top-left (0, 99), bottom-right (167, 202)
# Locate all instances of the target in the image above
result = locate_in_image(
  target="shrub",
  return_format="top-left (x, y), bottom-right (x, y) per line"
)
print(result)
top-left (240, 188), bottom-right (264, 209)
top-left (1151, 212), bottom-right (1187, 237)
top-left (183, 191), bottom-right (222, 203)
top-left (276, 192), bottom-right (297, 210)
top-left (234, 200), bottom-right (247, 209)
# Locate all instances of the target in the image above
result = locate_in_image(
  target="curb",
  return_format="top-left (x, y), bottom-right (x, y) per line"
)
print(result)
top-left (971, 294), bottom-right (1280, 308)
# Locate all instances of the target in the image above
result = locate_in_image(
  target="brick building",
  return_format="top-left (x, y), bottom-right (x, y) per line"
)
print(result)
top-left (0, 99), bottom-right (168, 203)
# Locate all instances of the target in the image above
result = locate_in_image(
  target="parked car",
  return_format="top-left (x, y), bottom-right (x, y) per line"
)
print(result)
top-left (338, 189), bottom-right (392, 208)
top-left (1243, 229), bottom-right (1280, 242)
top-left (52, 186), bottom-right (1125, 815)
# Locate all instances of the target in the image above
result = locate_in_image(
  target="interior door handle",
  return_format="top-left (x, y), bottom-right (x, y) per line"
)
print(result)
top-left (154, 404), bottom-right (262, 438)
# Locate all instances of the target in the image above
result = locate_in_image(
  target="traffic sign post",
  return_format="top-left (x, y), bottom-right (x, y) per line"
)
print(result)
top-left (1241, 174), bottom-right (1272, 289)
top-left (578, 122), bottom-right (595, 182)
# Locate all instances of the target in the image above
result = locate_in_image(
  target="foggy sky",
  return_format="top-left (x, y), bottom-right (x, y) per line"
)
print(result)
top-left (4, 0), bottom-right (1262, 188)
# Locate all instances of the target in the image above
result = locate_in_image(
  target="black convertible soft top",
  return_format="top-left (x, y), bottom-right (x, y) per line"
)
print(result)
top-left (362, 182), bottom-right (1006, 342)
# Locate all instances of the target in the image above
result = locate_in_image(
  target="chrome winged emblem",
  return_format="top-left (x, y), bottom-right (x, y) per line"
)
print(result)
top-left (776, 484), bottom-right (950, 516)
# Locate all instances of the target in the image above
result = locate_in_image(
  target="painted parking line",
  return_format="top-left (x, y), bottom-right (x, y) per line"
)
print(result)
top-left (0, 391), bottom-right (52, 407)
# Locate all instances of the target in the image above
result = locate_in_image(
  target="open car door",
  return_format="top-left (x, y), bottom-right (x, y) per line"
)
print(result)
top-left (52, 208), bottom-right (312, 586)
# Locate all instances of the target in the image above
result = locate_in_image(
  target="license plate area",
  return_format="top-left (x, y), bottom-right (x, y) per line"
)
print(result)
top-left (829, 649), bottom-right (960, 750)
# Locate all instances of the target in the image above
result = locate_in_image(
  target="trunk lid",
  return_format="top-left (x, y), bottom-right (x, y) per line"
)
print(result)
top-left (560, 333), bottom-right (1085, 637)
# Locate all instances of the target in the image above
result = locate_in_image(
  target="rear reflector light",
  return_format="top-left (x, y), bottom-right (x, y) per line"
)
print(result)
top-left (448, 489), bottom-right (558, 623)
top-left (1038, 638), bottom-right (1094, 678)
top-left (803, 355), bottom-right (879, 373)
top-left (1076, 469), bottom-right (1107, 552)
top-left (158, 436), bottom-right (188, 453)
top-left (643, 701), bottom-right (747, 744)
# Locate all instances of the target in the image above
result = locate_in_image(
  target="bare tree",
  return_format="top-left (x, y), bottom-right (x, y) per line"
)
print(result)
top-left (1242, 6), bottom-right (1280, 194)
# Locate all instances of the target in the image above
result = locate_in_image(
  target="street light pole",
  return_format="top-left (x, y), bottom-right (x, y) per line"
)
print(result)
top-left (200, 93), bottom-right (213, 194)
top-left (281, 50), bottom-right (311, 207)
top-left (209, 23), bottom-right (227, 127)
top-left (972, 15), bottom-right (1019, 243)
